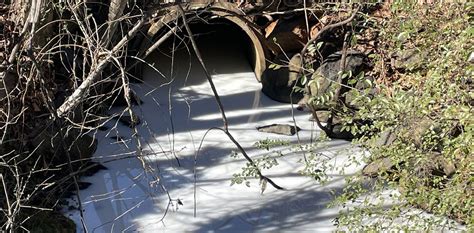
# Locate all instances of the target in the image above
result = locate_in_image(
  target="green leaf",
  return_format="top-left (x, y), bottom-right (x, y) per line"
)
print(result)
top-left (397, 31), bottom-right (410, 42)
top-left (368, 54), bottom-right (377, 59)
top-left (341, 73), bottom-right (348, 80)
top-left (316, 42), bottom-right (324, 50)
top-left (269, 63), bottom-right (281, 70)
top-left (348, 78), bottom-right (358, 85)
top-left (351, 35), bottom-right (358, 47)
top-left (364, 79), bottom-right (372, 87)
top-left (301, 76), bottom-right (308, 85)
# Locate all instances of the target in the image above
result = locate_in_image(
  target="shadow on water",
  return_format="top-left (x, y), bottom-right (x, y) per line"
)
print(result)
top-left (69, 19), bottom-right (359, 232)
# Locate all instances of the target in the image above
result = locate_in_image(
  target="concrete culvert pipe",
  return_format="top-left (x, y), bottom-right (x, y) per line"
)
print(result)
top-left (138, 8), bottom-right (268, 81)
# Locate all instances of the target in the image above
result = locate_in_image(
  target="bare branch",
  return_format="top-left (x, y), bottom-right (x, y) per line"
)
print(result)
top-left (56, 17), bottom-right (147, 117)
top-left (177, 5), bottom-right (284, 195)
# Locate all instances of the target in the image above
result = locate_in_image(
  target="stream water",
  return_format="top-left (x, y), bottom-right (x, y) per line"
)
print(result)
top-left (65, 26), bottom-right (363, 232)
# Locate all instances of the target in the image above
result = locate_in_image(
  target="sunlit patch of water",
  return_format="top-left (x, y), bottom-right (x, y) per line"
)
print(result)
top-left (65, 23), bottom-right (361, 232)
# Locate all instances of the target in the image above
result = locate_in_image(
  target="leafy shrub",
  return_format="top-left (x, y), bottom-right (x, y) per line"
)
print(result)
top-left (331, 2), bottom-right (473, 231)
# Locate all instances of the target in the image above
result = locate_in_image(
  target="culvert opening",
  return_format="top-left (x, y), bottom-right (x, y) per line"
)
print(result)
top-left (145, 15), bottom-right (264, 81)
top-left (186, 17), bottom-right (256, 67)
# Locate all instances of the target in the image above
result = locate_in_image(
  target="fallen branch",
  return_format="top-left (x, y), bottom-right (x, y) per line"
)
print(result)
top-left (56, 16), bottom-right (147, 117)
top-left (177, 6), bottom-right (284, 194)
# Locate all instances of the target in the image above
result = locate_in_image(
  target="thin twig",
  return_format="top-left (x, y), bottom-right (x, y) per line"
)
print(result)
top-left (300, 6), bottom-right (359, 58)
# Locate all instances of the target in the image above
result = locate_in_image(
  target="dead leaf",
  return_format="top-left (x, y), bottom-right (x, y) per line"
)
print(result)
top-left (265, 19), bottom-right (279, 38)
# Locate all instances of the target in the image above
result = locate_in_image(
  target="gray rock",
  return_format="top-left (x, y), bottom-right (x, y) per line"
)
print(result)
top-left (257, 124), bottom-right (301, 136)
top-left (311, 53), bottom-right (366, 94)
top-left (413, 153), bottom-right (456, 179)
top-left (308, 111), bottom-right (331, 123)
top-left (308, 52), bottom-right (366, 109)
top-left (362, 157), bottom-right (395, 177)
top-left (343, 75), bottom-right (377, 108)
top-left (376, 129), bottom-right (397, 146)
top-left (391, 49), bottom-right (426, 70)
top-left (431, 153), bottom-right (456, 177)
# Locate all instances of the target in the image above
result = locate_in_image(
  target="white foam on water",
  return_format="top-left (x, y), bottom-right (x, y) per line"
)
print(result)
top-left (66, 30), bottom-right (460, 232)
